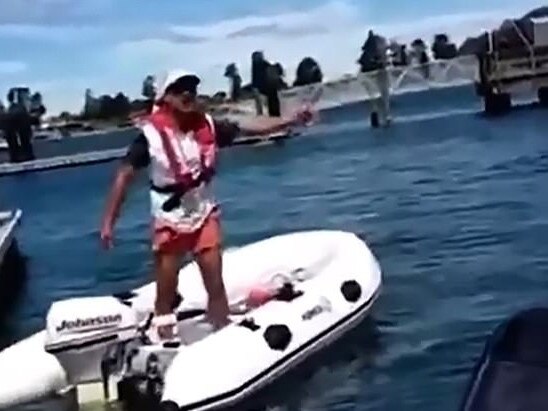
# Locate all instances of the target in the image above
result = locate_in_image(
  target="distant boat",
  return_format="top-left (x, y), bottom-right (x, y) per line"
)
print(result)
top-left (0, 209), bottom-right (22, 268)
top-left (33, 128), bottom-right (64, 142)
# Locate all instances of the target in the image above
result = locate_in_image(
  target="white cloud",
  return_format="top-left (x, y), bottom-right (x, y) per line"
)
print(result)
top-left (0, 0), bottom-right (112, 24)
top-left (0, 60), bottom-right (27, 74)
top-left (0, 23), bottom-right (101, 43)
top-left (168, 1), bottom-right (357, 40)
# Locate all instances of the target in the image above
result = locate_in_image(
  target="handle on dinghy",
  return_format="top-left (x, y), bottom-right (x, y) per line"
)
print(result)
top-left (168, 283), bottom-right (303, 323)
top-left (175, 309), bottom-right (206, 321)
top-left (173, 282), bottom-right (302, 322)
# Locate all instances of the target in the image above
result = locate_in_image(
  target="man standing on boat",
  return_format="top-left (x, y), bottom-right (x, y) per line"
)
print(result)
top-left (100, 69), bottom-right (313, 342)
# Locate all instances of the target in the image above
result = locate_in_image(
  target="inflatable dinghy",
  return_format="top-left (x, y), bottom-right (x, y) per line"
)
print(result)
top-left (460, 307), bottom-right (548, 411)
top-left (0, 230), bottom-right (381, 411)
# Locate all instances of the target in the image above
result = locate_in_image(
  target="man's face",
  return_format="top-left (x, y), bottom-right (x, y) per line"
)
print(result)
top-left (164, 76), bottom-right (199, 114)
top-left (167, 90), bottom-right (197, 113)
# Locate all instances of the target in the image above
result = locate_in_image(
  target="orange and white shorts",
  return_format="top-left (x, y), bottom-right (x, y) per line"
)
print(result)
top-left (152, 211), bottom-right (222, 255)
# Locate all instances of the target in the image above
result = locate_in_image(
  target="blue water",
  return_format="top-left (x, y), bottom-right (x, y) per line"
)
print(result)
top-left (2, 85), bottom-right (548, 410)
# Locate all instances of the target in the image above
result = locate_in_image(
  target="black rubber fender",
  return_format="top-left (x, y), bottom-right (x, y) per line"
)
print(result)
top-left (113, 290), bottom-right (137, 300)
top-left (263, 324), bottom-right (292, 351)
top-left (239, 317), bottom-right (260, 331)
top-left (159, 400), bottom-right (180, 411)
top-left (341, 280), bottom-right (362, 303)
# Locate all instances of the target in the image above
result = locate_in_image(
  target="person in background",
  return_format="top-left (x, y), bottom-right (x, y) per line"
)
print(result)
top-left (29, 92), bottom-right (46, 127)
top-left (251, 52), bottom-right (288, 118)
top-left (224, 63), bottom-right (242, 102)
top-left (250, 51), bottom-right (269, 115)
top-left (100, 69), bottom-right (313, 343)
top-left (3, 89), bottom-right (35, 163)
top-left (262, 62), bottom-right (287, 117)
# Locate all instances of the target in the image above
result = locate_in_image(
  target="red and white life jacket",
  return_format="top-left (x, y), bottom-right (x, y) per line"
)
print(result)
top-left (141, 109), bottom-right (217, 233)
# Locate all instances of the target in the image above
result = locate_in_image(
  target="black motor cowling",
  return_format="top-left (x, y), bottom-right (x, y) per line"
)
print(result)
top-left (118, 348), bottom-right (177, 411)
top-left (118, 376), bottom-right (163, 411)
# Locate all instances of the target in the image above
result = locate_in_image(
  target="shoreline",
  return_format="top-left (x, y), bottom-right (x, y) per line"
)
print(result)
top-left (1, 73), bottom-right (478, 161)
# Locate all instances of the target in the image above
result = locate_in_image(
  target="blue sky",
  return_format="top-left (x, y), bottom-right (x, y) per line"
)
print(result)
top-left (0, 0), bottom-right (543, 115)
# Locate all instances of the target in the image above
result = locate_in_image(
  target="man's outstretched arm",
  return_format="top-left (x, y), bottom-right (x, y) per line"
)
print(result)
top-left (213, 108), bottom-right (314, 146)
top-left (237, 110), bottom-right (313, 136)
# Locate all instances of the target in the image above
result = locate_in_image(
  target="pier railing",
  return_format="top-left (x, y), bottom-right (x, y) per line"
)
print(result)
top-left (278, 55), bottom-right (480, 116)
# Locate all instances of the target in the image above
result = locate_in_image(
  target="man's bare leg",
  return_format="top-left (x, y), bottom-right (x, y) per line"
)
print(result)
top-left (154, 251), bottom-right (181, 339)
top-left (195, 246), bottom-right (230, 328)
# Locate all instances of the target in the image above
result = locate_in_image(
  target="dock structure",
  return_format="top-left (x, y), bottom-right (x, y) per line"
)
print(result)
top-left (0, 209), bottom-right (22, 267)
top-left (475, 17), bottom-right (548, 114)
top-left (230, 130), bottom-right (295, 146)
top-left (278, 55), bottom-right (479, 128)
top-left (0, 148), bottom-right (126, 177)
top-left (0, 131), bottom-right (295, 177)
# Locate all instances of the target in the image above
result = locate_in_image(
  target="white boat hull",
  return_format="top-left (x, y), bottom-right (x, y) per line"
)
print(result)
top-left (0, 209), bottom-right (22, 264)
top-left (0, 230), bottom-right (382, 411)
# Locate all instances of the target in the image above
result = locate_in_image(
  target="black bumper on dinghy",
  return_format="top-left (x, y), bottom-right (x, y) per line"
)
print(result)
top-left (460, 307), bottom-right (548, 411)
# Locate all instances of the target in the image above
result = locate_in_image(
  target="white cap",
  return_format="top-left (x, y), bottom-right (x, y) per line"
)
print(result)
top-left (155, 69), bottom-right (201, 101)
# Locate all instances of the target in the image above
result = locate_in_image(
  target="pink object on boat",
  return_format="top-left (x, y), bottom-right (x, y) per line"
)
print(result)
top-left (247, 286), bottom-right (275, 308)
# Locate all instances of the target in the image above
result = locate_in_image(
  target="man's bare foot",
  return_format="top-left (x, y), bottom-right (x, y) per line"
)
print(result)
top-left (209, 316), bottom-right (231, 331)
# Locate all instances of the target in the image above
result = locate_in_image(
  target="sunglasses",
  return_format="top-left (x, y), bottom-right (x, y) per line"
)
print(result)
top-left (166, 88), bottom-right (196, 107)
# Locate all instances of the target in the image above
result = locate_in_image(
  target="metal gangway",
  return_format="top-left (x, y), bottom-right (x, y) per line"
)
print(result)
top-left (276, 55), bottom-right (479, 125)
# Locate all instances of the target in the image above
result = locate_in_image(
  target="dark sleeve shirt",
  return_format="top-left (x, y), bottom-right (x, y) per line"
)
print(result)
top-left (122, 118), bottom-right (241, 170)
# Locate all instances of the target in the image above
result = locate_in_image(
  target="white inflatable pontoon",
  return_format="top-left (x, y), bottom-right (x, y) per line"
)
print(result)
top-left (0, 230), bottom-right (382, 411)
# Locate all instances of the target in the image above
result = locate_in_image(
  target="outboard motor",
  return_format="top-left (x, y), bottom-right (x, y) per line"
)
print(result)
top-left (44, 296), bottom-right (139, 385)
top-left (43, 295), bottom-right (189, 409)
